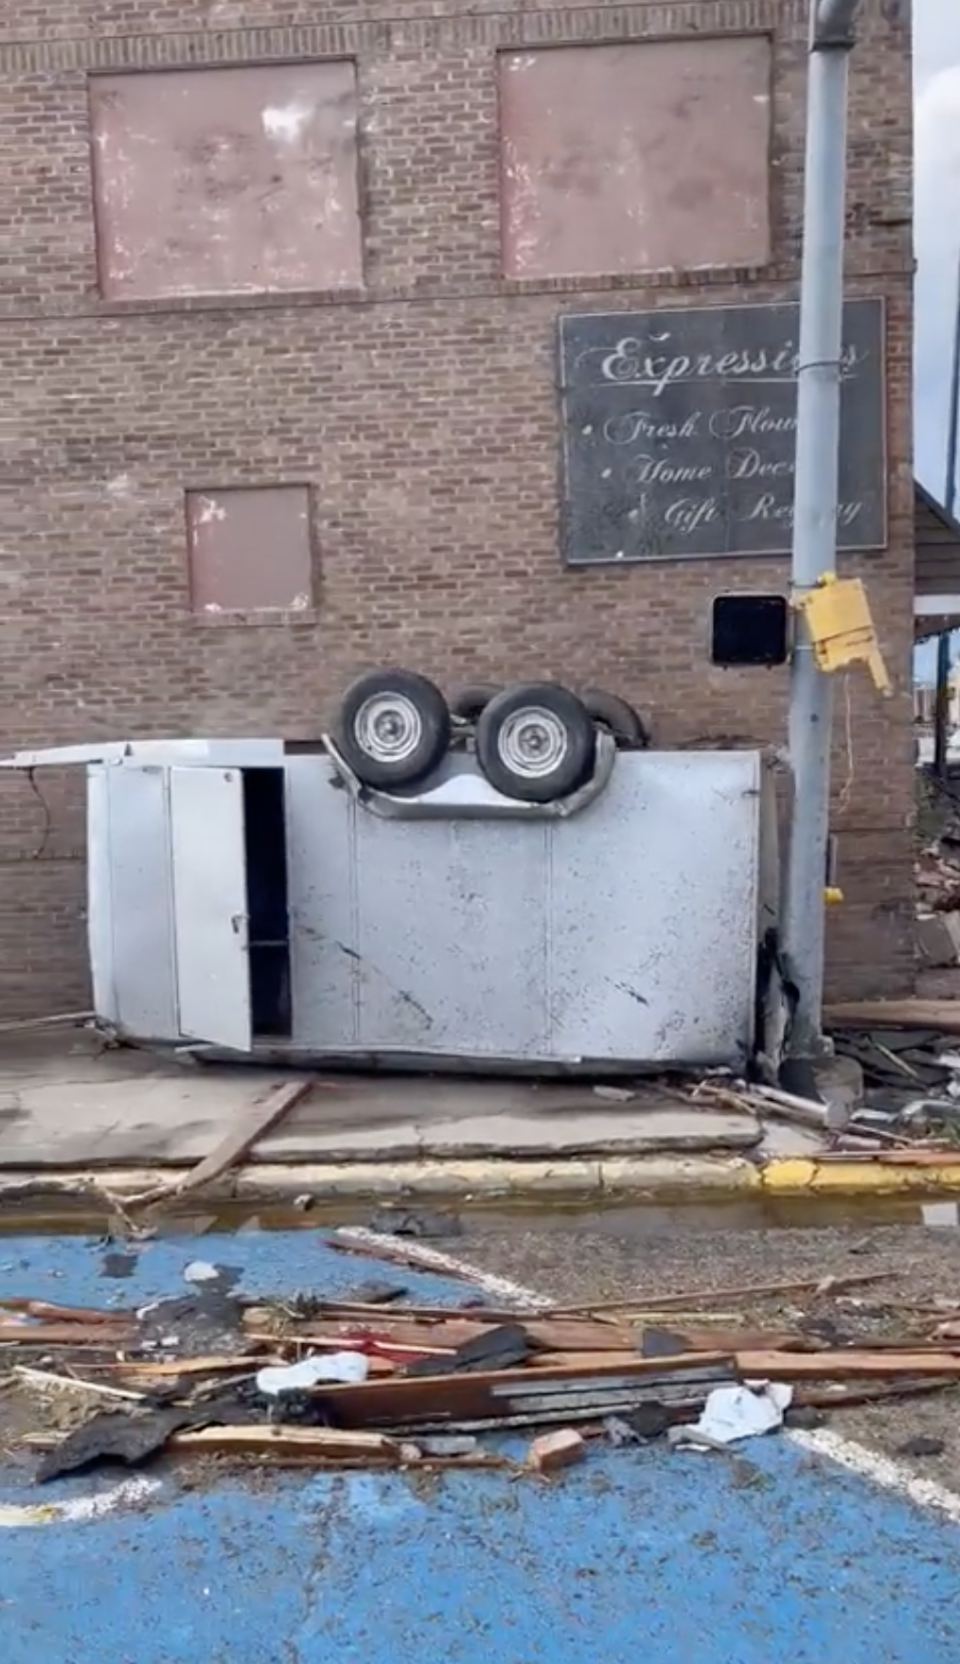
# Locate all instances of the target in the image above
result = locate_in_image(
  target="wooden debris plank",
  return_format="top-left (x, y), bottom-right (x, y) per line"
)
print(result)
top-left (103, 1355), bottom-right (279, 1379)
top-left (285, 1301), bottom-right (536, 1325)
top-left (644, 1327), bottom-right (819, 1354)
top-left (283, 1316), bottom-right (635, 1354)
top-left (551, 1269), bottom-right (894, 1314)
top-left (295, 1300), bottom-right (743, 1326)
top-left (794, 1377), bottom-right (958, 1409)
top-left (736, 1349), bottom-right (960, 1379)
top-left (169, 1425), bottom-right (404, 1461)
top-left (108, 1352), bottom-right (397, 1381)
top-left (826, 999), bottom-right (960, 1034)
top-left (11, 1366), bottom-right (146, 1402)
top-left (525, 1350), bottom-right (645, 1371)
top-left (319, 1351), bottom-right (731, 1429)
top-left (0, 1300), bottom-right (130, 1325)
top-left (244, 1332), bottom-right (455, 1360)
top-left (0, 1323), bottom-right (134, 1346)
top-left (128, 1078), bottom-right (314, 1207)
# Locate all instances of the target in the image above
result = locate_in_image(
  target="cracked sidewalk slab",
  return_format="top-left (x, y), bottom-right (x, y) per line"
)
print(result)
top-left (1, 1033), bottom-right (957, 1202)
top-left (0, 1035), bottom-right (803, 1171)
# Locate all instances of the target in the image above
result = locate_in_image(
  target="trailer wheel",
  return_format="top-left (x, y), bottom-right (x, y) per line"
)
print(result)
top-left (335, 670), bottom-right (451, 788)
top-left (582, 688), bottom-right (650, 750)
top-left (450, 684), bottom-right (502, 723)
top-left (476, 683), bottom-right (595, 803)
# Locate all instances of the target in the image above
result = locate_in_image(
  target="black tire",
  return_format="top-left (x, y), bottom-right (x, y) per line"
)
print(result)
top-left (450, 683), bottom-right (502, 723)
top-left (335, 670), bottom-right (451, 788)
top-left (475, 683), bottom-right (596, 803)
top-left (582, 688), bottom-right (650, 749)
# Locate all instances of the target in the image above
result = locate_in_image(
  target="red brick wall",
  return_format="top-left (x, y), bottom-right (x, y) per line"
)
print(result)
top-left (0, 0), bottom-right (914, 1017)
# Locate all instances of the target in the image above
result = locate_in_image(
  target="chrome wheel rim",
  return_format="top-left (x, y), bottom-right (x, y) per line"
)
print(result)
top-left (354, 693), bottom-right (423, 763)
top-left (497, 707), bottom-right (569, 779)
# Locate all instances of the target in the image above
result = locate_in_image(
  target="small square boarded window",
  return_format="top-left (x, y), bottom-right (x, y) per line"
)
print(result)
top-left (185, 486), bottom-right (314, 616)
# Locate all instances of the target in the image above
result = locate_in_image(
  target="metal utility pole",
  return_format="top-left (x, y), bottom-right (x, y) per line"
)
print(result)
top-left (946, 259), bottom-right (960, 523)
top-left (781, 0), bottom-right (862, 1060)
top-left (934, 259), bottom-right (960, 779)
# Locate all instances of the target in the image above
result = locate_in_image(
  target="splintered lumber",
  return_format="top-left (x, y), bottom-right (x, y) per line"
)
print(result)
top-left (826, 999), bottom-right (960, 1035)
top-left (737, 1350), bottom-right (960, 1379)
top-left (552, 1269), bottom-right (895, 1314)
top-left (526, 1350), bottom-right (648, 1371)
top-left (101, 1355), bottom-right (277, 1379)
top-left (795, 1378), bottom-right (958, 1410)
top-left (168, 1426), bottom-right (405, 1462)
top-left (280, 1316), bottom-right (636, 1355)
top-left (12, 1366), bottom-right (146, 1403)
top-left (127, 1078), bottom-right (313, 1207)
top-left (0, 1300), bottom-right (129, 1325)
top-left (0, 1323), bottom-right (133, 1347)
top-left (317, 1351), bottom-right (731, 1429)
top-left (647, 1327), bottom-right (817, 1354)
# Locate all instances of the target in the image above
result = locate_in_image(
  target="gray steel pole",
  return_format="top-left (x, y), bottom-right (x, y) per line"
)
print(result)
top-left (781, 0), bottom-right (861, 1057)
top-left (946, 255), bottom-right (960, 521)
top-left (934, 259), bottom-right (960, 779)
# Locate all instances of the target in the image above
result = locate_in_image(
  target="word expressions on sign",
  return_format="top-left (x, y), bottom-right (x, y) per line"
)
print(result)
top-left (557, 299), bottom-right (886, 564)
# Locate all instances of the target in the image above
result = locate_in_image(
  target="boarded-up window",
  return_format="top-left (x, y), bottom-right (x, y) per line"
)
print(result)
top-left (186, 486), bottom-right (314, 616)
top-left (499, 39), bottom-right (772, 280)
top-left (90, 63), bottom-right (362, 300)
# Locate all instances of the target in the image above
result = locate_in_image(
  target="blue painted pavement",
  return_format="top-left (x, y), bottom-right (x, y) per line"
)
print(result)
top-left (0, 1227), bottom-right (958, 1663)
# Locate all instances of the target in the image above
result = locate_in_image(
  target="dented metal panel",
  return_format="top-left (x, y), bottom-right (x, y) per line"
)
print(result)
top-left (185, 486), bottom-right (313, 615)
top-left (90, 63), bottom-right (363, 300)
top-left (285, 748), bottom-right (761, 1066)
top-left (499, 39), bottom-right (772, 280)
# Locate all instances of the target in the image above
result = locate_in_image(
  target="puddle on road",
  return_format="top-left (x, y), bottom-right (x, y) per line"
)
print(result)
top-left (0, 1192), bottom-right (955, 1238)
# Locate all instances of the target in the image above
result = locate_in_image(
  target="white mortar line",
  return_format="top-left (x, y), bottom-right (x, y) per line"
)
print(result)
top-left (340, 1228), bottom-right (960, 1520)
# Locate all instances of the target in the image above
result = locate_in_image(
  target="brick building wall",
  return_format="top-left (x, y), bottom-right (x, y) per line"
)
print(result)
top-left (0, 0), bottom-right (914, 1017)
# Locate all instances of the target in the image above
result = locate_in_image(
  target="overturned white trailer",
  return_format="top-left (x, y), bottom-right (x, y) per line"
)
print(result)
top-left (0, 732), bottom-right (779, 1073)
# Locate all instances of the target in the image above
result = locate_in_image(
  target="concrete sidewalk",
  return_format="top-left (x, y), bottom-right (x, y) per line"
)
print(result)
top-left (0, 1031), bottom-right (959, 1201)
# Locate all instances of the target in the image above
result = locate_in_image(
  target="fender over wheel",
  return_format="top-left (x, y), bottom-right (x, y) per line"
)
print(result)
top-left (450, 684), bottom-right (502, 723)
top-left (581, 688), bottom-right (650, 749)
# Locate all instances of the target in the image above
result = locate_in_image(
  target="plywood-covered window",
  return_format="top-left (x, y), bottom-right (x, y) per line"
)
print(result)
top-left (185, 486), bottom-right (314, 616)
top-left (90, 63), bottom-right (362, 300)
top-left (499, 39), bottom-right (772, 280)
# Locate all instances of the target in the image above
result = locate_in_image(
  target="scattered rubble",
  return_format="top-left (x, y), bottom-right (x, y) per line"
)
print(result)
top-left (5, 1239), bottom-right (960, 1488)
top-left (914, 776), bottom-right (960, 967)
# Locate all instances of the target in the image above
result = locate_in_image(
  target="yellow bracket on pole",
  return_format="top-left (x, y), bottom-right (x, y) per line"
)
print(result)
top-left (792, 573), bottom-right (892, 695)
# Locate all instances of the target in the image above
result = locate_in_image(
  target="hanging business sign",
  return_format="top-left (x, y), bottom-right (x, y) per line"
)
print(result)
top-left (557, 298), bottom-right (886, 565)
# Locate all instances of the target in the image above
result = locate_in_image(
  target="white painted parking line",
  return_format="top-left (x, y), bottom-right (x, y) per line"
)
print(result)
top-left (0, 1475), bottom-right (163, 1529)
top-left (791, 1428), bottom-right (960, 1523)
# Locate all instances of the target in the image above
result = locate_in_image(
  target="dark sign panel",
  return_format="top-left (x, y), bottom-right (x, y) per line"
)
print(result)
top-left (557, 299), bottom-right (886, 564)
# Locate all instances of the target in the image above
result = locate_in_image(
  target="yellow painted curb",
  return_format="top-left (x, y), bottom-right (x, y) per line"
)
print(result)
top-left (3, 1154), bottom-right (960, 1204)
top-left (760, 1158), bottom-right (960, 1196)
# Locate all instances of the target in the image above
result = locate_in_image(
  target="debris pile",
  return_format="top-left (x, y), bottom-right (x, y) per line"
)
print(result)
top-left (824, 999), bottom-right (960, 1142)
top-left (6, 1250), bottom-right (960, 1486)
top-left (915, 771), bottom-right (960, 960)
